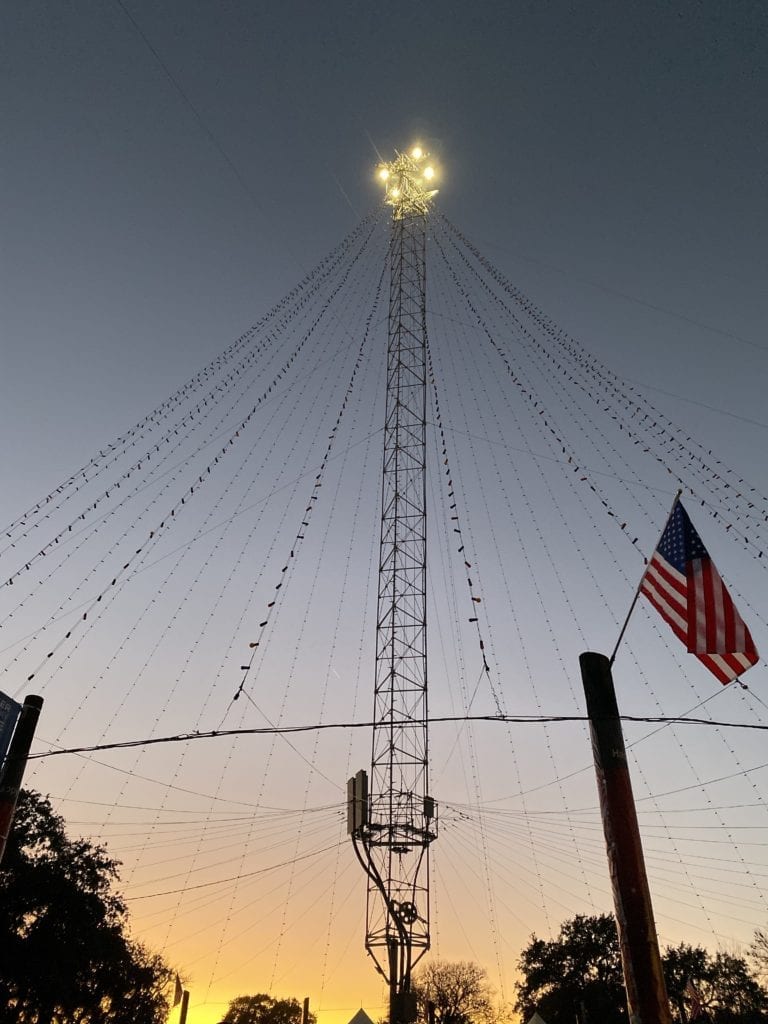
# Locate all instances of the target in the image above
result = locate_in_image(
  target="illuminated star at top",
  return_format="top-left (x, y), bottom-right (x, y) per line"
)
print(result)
top-left (376, 146), bottom-right (439, 219)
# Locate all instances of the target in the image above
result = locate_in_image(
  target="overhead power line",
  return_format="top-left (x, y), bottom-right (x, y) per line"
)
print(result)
top-left (26, 711), bottom-right (768, 761)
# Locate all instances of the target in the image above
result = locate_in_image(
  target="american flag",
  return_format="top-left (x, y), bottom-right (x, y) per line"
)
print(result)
top-left (640, 497), bottom-right (759, 685)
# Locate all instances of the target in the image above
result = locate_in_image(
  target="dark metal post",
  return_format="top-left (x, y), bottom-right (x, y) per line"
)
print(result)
top-left (0, 694), bottom-right (43, 865)
top-left (388, 939), bottom-right (399, 1024)
top-left (179, 990), bottom-right (190, 1024)
top-left (579, 652), bottom-right (672, 1024)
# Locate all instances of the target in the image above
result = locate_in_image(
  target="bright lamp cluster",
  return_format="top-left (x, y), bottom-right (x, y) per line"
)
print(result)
top-left (376, 146), bottom-right (438, 219)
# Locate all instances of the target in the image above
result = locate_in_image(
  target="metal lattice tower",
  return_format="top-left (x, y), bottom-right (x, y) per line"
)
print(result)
top-left (349, 147), bottom-right (438, 1024)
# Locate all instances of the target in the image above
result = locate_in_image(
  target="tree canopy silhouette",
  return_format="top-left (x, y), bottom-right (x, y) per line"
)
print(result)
top-left (0, 789), bottom-right (173, 1023)
top-left (752, 929), bottom-right (768, 988)
top-left (219, 994), bottom-right (316, 1024)
top-left (515, 914), bottom-right (625, 1023)
top-left (411, 960), bottom-right (500, 1024)
top-left (514, 913), bottom-right (768, 1023)
top-left (663, 943), bottom-right (768, 1023)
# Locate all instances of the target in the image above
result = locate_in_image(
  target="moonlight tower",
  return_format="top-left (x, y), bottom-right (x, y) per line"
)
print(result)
top-left (348, 147), bottom-right (439, 1024)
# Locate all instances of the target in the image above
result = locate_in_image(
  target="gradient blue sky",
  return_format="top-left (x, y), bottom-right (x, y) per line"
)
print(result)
top-left (2, 3), bottom-right (768, 1022)
top-left (3, 0), bottom-right (766, 500)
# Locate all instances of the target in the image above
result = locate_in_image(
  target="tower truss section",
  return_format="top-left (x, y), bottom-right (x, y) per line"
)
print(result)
top-left (349, 147), bottom-right (439, 1024)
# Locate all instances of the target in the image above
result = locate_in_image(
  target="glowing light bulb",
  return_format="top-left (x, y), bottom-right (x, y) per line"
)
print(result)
top-left (375, 146), bottom-right (439, 217)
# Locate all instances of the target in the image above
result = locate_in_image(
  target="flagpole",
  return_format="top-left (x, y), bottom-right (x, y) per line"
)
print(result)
top-left (609, 488), bottom-right (682, 667)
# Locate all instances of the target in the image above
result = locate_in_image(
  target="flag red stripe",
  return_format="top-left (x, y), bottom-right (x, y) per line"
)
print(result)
top-left (642, 559), bottom-right (687, 620)
top-left (722, 569), bottom-right (737, 649)
top-left (698, 653), bottom-right (732, 685)
top-left (642, 584), bottom-right (688, 647)
top-left (641, 576), bottom-right (687, 628)
top-left (646, 554), bottom-right (686, 599)
top-left (702, 560), bottom-right (718, 652)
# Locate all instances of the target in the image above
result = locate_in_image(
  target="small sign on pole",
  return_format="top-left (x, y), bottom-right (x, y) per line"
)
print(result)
top-left (0, 694), bottom-right (44, 865)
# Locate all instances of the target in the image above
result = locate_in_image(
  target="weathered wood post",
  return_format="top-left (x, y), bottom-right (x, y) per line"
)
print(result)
top-left (580, 652), bottom-right (672, 1024)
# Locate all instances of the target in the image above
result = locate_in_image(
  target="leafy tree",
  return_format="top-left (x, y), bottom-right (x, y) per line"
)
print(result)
top-left (514, 914), bottom-right (626, 1023)
top-left (515, 914), bottom-right (768, 1024)
top-left (411, 960), bottom-right (500, 1024)
top-left (708, 950), bottom-right (768, 1021)
top-left (664, 943), bottom-right (768, 1023)
top-left (219, 994), bottom-right (316, 1024)
top-left (0, 789), bottom-right (173, 1023)
top-left (751, 929), bottom-right (768, 987)
top-left (662, 943), bottom-right (710, 1020)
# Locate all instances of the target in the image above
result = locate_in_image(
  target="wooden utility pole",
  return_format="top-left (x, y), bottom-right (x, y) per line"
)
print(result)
top-left (179, 990), bottom-right (190, 1024)
top-left (579, 652), bottom-right (672, 1024)
top-left (302, 997), bottom-right (310, 1024)
top-left (0, 694), bottom-right (43, 865)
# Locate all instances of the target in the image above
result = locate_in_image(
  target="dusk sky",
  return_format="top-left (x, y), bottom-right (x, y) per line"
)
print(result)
top-left (2, 3), bottom-right (768, 1023)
